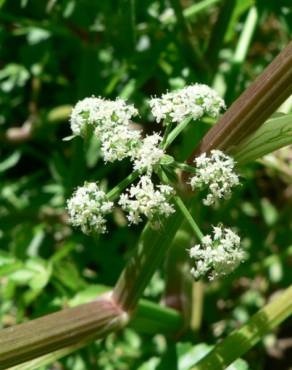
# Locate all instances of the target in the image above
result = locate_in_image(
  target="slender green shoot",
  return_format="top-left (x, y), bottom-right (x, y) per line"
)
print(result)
top-left (173, 195), bottom-right (204, 241)
top-left (163, 117), bottom-right (192, 149)
top-left (161, 122), bottom-right (173, 148)
top-left (158, 170), bottom-right (203, 241)
top-left (107, 170), bottom-right (140, 200)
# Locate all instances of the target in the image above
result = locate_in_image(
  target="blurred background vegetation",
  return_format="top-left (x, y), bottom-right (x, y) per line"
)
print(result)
top-left (0, 1), bottom-right (291, 369)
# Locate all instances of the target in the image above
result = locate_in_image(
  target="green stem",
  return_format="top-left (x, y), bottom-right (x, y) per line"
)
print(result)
top-left (161, 122), bottom-right (173, 148)
top-left (190, 281), bottom-right (204, 333)
top-left (130, 299), bottom-right (183, 335)
top-left (163, 117), bottom-right (192, 149)
top-left (0, 293), bottom-right (128, 369)
top-left (113, 212), bottom-right (184, 312)
top-left (7, 298), bottom-right (183, 370)
top-left (191, 285), bottom-right (292, 369)
top-left (173, 195), bottom-right (204, 241)
top-left (159, 170), bottom-right (203, 241)
top-left (107, 170), bottom-right (140, 200)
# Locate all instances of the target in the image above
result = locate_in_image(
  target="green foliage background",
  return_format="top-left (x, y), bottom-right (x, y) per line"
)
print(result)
top-left (0, 0), bottom-right (291, 369)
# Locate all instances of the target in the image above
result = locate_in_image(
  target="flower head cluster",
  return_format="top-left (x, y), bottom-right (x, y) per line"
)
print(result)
top-left (149, 84), bottom-right (225, 124)
top-left (189, 226), bottom-right (245, 280)
top-left (67, 182), bottom-right (113, 234)
top-left (190, 150), bottom-right (239, 206)
top-left (118, 176), bottom-right (175, 225)
top-left (132, 133), bottom-right (164, 174)
top-left (100, 125), bottom-right (141, 163)
top-left (70, 97), bottom-right (140, 162)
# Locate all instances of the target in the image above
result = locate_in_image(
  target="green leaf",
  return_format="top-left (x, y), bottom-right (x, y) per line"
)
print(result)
top-left (0, 151), bottom-right (21, 173)
top-left (226, 358), bottom-right (249, 370)
top-left (177, 343), bottom-right (212, 370)
top-left (190, 286), bottom-right (292, 370)
top-left (234, 112), bottom-right (292, 164)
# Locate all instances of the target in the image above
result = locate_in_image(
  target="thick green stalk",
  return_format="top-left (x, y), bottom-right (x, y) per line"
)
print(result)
top-left (0, 294), bottom-right (183, 369)
top-left (7, 298), bottom-right (182, 370)
top-left (8, 336), bottom-right (98, 370)
top-left (163, 228), bottom-right (192, 313)
top-left (130, 299), bottom-right (183, 335)
top-left (0, 293), bottom-right (128, 369)
top-left (113, 212), bottom-right (184, 312)
top-left (191, 285), bottom-right (292, 369)
top-left (187, 42), bottom-right (292, 161)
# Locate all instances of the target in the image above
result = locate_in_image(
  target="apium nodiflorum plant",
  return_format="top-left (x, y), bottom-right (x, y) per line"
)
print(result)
top-left (0, 42), bottom-right (291, 370)
top-left (67, 85), bottom-right (245, 281)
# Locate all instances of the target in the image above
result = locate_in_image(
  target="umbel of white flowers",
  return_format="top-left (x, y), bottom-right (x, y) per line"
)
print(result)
top-left (190, 150), bottom-right (240, 206)
top-left (189, 226), bottom-right (245, 280)
top-left (67, 85), bottom-right (244, 280)
top-left (67, 86), bottom-right (238, 234)
top-left (149, 84), bottom-right (225, 124)
top-left (67, 182), bottom-right (113, 235)
top-left (118, 176), bottom-right (175, 225)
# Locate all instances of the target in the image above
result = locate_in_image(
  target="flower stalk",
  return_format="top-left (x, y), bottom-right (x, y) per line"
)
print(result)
top-left (163, 117), bottom-right (192, 149)
top-left (107, 170), bottom-right (140, 200)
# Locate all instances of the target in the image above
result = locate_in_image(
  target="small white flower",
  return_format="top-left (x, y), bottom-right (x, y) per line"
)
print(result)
top-left (132, 133), bottom-right (165, 174)
top-left (190, 150), bottom-right (240, 206)
top-left (70, 96), bottom-right (138, 137)
top-left (67, 182), bottom-right (113, 234)
top-left (118, 176), bottom-right (175, 225)
top-left (100, 125), bottom-right (141, 162)
top-left (70, 97), bottom-right (101, 136)
top-left (149, 84), bottom-right (225, 124)
top-left (189, 226), bottom-right (245, 280)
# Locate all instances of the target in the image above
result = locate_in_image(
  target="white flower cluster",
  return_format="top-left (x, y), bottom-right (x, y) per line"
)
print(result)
top-left (70, 97), bottom-right (141, 162)
top-left (149, 84), bottom-right (225, 124)
top-left (119, 176), bottom-right (175, 225)
top-left (100, 125), bottom-right (141, 163)
top-left (189, 226), bottom-right (245, 280)
top-left (132, 133), bottom-right (164, 174)
top-left (67, 182), bottom-right (113, 234)
top-left (190, 150), bottom-right (240, 206)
